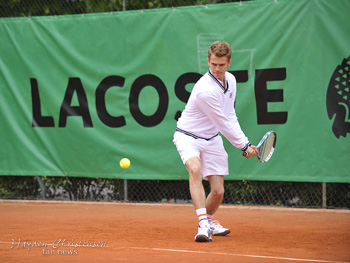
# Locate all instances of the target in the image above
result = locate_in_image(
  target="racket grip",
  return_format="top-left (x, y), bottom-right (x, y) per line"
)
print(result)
top-left (243, 152), bottom-right (248, 158)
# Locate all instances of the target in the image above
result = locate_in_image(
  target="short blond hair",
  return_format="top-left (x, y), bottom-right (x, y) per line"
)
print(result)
top-left (208, 41), bottom-right (232, 61)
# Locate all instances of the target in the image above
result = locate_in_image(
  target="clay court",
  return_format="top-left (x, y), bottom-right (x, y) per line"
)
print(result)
top-left (0, 200), bottom-right (349, 263)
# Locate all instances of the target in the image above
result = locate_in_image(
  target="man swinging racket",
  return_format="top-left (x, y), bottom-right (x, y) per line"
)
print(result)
top-left (173, 41), bottom-right (258, 242)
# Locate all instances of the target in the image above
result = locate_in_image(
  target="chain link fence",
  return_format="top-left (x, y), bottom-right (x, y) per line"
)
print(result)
top-left (0, 0), bottom-right (249, 18)
top-left (0, 176), bottom-right (349, 209)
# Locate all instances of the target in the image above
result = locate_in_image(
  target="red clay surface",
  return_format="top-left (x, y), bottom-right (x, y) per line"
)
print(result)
top-left (0, 200), bottom-right (349, 263)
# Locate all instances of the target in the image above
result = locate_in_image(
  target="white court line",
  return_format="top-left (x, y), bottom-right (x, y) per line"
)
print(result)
top-left (0, 199), bottom-right (349, 214)
top-left (126, 247), bottom-right (350, 263)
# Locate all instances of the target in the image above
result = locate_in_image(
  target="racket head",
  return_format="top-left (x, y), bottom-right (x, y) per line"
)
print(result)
top-left (256, 131), bottom-right (277, 163)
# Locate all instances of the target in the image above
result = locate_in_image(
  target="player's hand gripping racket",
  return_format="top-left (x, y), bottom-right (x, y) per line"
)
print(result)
top-left (243, 131), bottom-right (277, 163)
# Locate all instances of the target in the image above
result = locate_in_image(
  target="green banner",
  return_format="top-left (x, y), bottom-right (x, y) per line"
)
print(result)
top-left (0, 0), bottom-right (349, 182)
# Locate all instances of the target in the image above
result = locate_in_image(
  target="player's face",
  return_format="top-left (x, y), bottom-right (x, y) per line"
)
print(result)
top-left (208, 55), bottom-right (232, 81)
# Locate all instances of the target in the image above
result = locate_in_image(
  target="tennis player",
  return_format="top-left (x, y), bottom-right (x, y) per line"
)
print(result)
top-left (173, 41), bottom-right (258, 242)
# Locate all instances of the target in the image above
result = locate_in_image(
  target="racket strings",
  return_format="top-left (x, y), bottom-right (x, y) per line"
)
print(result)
top-left (259, 134), bottom-right (275, 162)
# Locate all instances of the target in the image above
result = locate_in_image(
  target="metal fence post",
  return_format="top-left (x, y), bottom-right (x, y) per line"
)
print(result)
top-left (124, 179), bottom-right (128, 201)
top-left (36, 176), bottom-right (47, 199)
top-left (322, 182), bottom-right (327, 208)
top-left (123, 0), bottom-right (126, 11)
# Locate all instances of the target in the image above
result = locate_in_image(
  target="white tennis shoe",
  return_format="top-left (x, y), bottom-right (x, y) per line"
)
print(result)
top-left (194, 221), bottom-right (214, 242)
top-left (211, 220), bottom-right (231, 236)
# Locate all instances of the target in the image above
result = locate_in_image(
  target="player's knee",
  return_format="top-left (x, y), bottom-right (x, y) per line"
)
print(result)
top-left (211, 187), bottom-right (224, 199)
top-left (188, 165), bottom-right (202, 178)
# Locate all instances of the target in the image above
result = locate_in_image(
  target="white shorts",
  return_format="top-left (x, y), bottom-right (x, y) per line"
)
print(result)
top-left (173, 131), bottom-right (229, 180)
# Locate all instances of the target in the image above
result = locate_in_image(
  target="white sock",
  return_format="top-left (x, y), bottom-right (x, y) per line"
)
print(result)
top-left (207, 214), bottom-right (214, 223)
top-left (196, 208), bottom-right (208, 225)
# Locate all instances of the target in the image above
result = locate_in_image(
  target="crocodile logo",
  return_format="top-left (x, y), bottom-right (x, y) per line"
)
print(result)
top-left (326, 56), bottom-right (350, 138)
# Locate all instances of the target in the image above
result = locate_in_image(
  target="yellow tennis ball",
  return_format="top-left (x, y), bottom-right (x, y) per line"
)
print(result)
top-left (120, 158), bottom-right (130, 169)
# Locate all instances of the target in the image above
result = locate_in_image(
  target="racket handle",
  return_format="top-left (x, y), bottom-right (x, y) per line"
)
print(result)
top-left (243, 152), bottom-right (248, 158)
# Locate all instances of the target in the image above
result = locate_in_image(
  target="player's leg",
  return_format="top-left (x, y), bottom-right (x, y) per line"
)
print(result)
top-left (206, 175), bottom-right (224, 215)
top-left (206, 175), bottom-right (231, 236)
top-left (186, 157), bottom-right (206, 210)
top-left (173, 132), bottom-right (213, 242)
top-left (185, 157), bottom-right (213, 242)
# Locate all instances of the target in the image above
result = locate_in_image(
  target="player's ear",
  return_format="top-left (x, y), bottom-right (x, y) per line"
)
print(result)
top-left (227, 59), bottom-right (232, 67)
top-left (207, 57), bottom-right (210, 66)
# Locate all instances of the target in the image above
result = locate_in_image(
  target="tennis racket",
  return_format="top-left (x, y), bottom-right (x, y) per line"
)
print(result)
top-left (243, 131), bottom-right (277, 163)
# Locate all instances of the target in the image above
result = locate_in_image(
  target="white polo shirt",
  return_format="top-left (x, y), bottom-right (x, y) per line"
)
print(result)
top-left (176, 70), bottom-right (250, 150)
